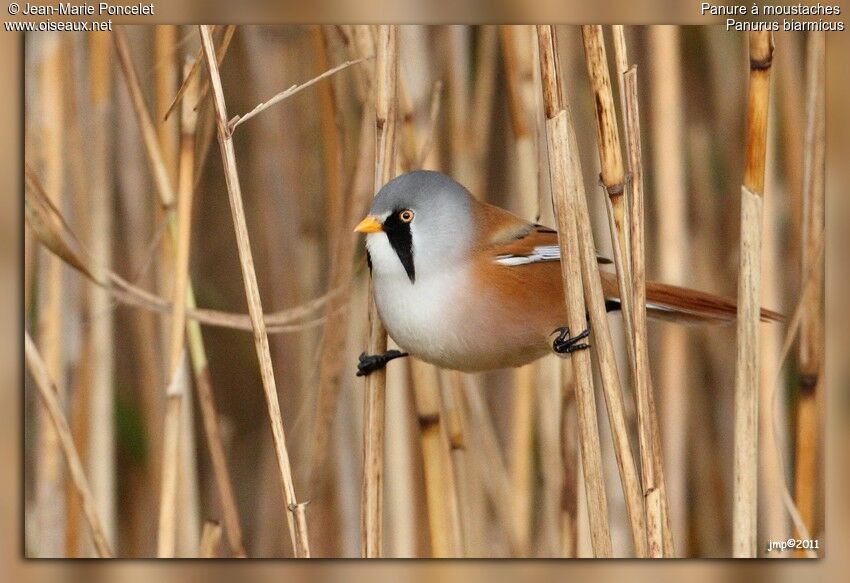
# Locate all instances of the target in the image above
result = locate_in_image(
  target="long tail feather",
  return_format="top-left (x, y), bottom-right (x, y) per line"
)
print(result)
top-left (600, 271), bottom-right (783, 323)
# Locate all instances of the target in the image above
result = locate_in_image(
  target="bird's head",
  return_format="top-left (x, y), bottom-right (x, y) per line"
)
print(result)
top-left (355, 170), bottom-right (474, 283)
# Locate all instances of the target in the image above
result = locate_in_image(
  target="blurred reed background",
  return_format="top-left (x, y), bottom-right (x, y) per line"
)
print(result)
top-left (22, 25), bottom-right (824, 558)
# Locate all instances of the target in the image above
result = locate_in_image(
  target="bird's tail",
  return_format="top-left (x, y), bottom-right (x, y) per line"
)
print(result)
top-left (599, 271), bottom-right (783, 323)
top-left (642, 279), bottom-right (783, 323)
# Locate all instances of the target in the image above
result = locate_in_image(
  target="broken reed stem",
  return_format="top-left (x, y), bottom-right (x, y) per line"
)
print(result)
top-left (581, 27), bottom-right (637, 376)
top-left (25, 333), bottom-right (113, 558)
top-left (87, 30), bottom-right (116, 550)
top-left (164, 25), bottom-right (236, 122)
top-left (541, 26), bottom-right (648, 559)
top-left (795, 30), bottom-right (825, 541)
top-left (619, 52), bottom-right (664, 559)
top-left (536, 25), bottom-right (612, 557)
top-left (733, 30), bottom-right (773, 558)
top-left (579, 26), bottom-right (651, 558)
top-left (361, 24), bottom-right (399, 559)
top-left (228, 59), bottom-right (363, 132)
top-left (199, 24), bottom-right (310, 558)
top-left (614, 25), bottom-right (675, 558)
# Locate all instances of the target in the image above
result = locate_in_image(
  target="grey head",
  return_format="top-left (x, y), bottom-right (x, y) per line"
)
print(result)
top-left (360, 170), bottom-right (475, 283)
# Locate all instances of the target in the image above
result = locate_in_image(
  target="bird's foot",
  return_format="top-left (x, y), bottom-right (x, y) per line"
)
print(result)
top-left (551, 326), bottom-right (590, 355)
top-left (356, 350), bottom-right (409, 377)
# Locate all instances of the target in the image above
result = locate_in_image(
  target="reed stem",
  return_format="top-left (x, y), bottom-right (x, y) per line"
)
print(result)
top-left (199, 24), bottom-right (311, 558)
top-left (733, 30), bottom-right (773, 558)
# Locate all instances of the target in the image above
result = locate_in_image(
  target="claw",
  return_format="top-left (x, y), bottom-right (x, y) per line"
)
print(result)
top-left (356, 349), bottom-right (409, 377)
top-left (552, 326), bottom-right (591, 355)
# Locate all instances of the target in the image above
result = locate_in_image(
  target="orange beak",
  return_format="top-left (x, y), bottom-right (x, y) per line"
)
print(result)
top-left (354, 216), bottom-right (383, 234)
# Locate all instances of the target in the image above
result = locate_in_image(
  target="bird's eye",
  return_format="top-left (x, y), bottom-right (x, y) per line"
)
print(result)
top-left (399, 209), bottom-right (414, 223)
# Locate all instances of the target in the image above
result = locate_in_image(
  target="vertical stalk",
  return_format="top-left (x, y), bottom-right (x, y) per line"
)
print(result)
top-left (156, 58), bottom-right (198, 558)
top-left (87, 30), bottom-right (115, 551)
top-left (795, 30), bottom-right (825, 543)
top-left (615, 28), bottom-right (670, 557)
top-left (733, 30), bottom-right (773, 558)
top-left (199, 24), bottom-right (310, 558)
top-left (646, 26), bottom-right (687, 556)
top-left (536, 25), bottom-right (612, 557)
top-left (36, 34), bottom-right (66, 557)
top-left (580, 27), bottom-right (636, 376)
top-left (361, 24), bottom-right (399, 558)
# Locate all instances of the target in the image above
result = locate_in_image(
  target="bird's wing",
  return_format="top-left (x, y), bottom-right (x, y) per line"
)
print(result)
top-left (472, 200), bottom-right (782, 323)
top-left (473, 201), bottom-right (612, 265)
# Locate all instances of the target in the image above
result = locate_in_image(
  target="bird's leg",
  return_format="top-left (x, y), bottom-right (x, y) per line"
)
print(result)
top-left (356, 349), bottom-right (409, 377)
top-left (551, 326), bottom-right (590, 355)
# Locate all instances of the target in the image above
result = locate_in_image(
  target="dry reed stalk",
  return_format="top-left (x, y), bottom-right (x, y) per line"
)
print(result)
top-left (580, 27), bottom-right (637, 372)
top-left (25, 333), bottom-right (113, 558)
top-left (581, 26), bottom-right (657, 558)
top-left (545, 25), bottom-right (647, 559)
top-left (115, 28), bottom-right (247, 556)
top-left (200, 520), bottom-right (223, 558)
top-left (228, 59), bottom-right (363, 132)
top-left (733, 30), bottom-right (774, 558)
top-left (199, 24), bottom-right (310, 558)
top-left (157, 56), bottom-right (202, 557)
top-left (156, 361), bottom-right (184, 558)
top-left (536, 24), bottom-right (612, 557)
top-left (410, 359), bottom-right (463, 557)
top-left (616, 39), bottom-right (666, 558)
top-left (87, 31), bottom-right (116, 551)
top-left (646, 26), bottom-right (687, 556)
top-left (36, 35), bottom-right (66, 557)
top-left (361, 24), bottom-right (399, 558)
top-left (164, 25), bottom-right (236, 121)
top-left (795, 30), bottom-right (825, 543)
top-left (155, 25), bottom-right (180, 186)
top-left (114, 27), bottom-right (176, 208)
top-left (384, 354), bottom-right (416, 557)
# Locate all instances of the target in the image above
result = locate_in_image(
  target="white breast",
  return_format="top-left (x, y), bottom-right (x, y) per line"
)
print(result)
top-left (367, 232), bottom-right (469, 367)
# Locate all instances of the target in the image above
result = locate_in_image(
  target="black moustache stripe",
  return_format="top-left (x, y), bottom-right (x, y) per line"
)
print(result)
top-left (382, 211), bottom-right (415, 283)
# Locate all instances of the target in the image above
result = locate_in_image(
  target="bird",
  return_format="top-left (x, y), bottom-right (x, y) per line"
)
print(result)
top-left (354, 170), bottom-right (781, 376)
